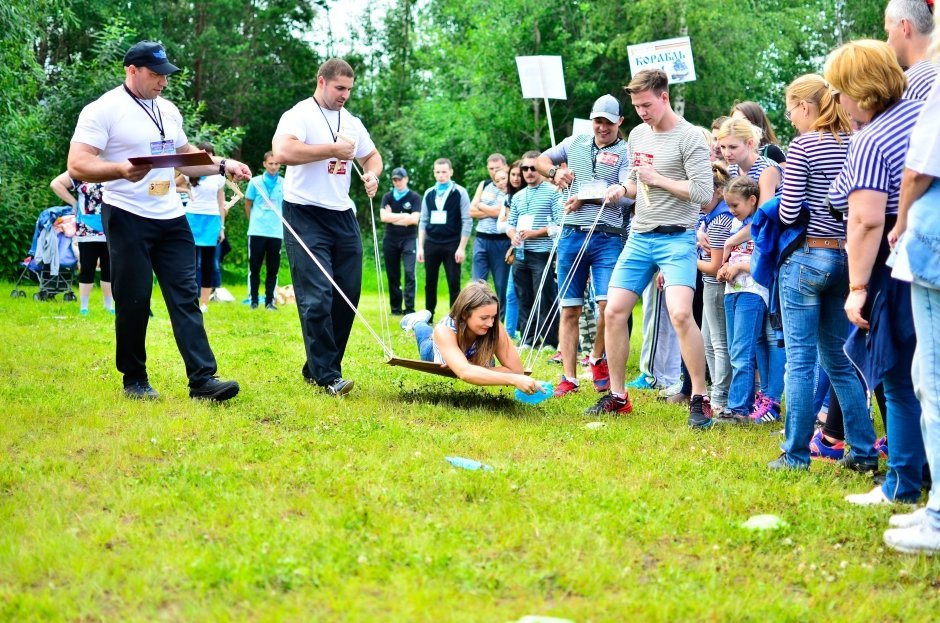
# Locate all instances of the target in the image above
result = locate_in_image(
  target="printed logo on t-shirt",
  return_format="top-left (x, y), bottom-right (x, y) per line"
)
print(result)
top-left (402, 202), bottom-right (412, 211)
top-left (598, 151), bottom-right (620, 166)
top-left (327, 159), bottom-right (348, 175)
top-left (633, 152), bottom-right (654, 167)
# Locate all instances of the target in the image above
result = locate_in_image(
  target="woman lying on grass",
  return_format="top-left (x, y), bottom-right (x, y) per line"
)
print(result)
top-left (400, 280), bottom-right (543, 394)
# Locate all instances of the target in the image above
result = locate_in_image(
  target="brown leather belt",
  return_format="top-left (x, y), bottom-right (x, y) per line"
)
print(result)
top-left (805, 236), bottom-right (845, 249)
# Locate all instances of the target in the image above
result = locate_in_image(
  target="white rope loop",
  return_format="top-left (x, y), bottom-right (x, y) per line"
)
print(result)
top-left (524, 196), bottom-right (610, 371)
top-left (266, 157), bottom-right (397, 360)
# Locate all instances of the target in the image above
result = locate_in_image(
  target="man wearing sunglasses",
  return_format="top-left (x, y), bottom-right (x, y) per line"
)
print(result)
top-left (536, 95), bottom-right (631, 398)
top-left (506, 151), bottom-right (561, 351)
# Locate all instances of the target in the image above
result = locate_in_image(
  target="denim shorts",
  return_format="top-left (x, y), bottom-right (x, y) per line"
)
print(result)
top-left (556, 229), bottom-right (624, 306)
top-left (609, 230), bottom-right (697, 295)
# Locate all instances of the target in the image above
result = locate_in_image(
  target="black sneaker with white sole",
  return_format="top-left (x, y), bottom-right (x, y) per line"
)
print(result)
top-left (325, 377), bottom-right (354, 397)
top-left (189, 377), bottom-right (240, 402)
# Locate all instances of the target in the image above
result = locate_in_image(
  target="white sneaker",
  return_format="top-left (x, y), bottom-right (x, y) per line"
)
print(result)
top-left (199, 304), bottom-right (209, 314)
top-left (400, 310), bottom-right (431, 333)
top-left (845, 486), bottom-right (891, 506)
top-left (884, 522), bottom-right (940, 555)
top-left (889, 506), bottom-right (928, 528)
top-left (658, 380), bottom-right (683, 399)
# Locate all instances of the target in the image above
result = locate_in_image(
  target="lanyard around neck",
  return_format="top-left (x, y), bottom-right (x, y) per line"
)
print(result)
top-left (123, 84), bottom-right (165, 140)
top-left (313, 96), bottom-right (340, 143)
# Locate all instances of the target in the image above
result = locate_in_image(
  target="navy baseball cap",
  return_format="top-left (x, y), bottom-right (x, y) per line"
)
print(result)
top-left (391, 167), bottom-right (408, 179)
top-left (124, 41), bottom-right (180, 75)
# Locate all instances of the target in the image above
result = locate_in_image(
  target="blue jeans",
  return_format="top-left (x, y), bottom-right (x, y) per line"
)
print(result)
top-left (881, 334), bottom-right (925, 502)
top-left (912, 283), bottom-right (940, 528)
top-left (556, 229), bottom-right (623, 305)
top-left (471, 235), bottom-right (511, 317)
top-left (505, 265), bottom-right (519, 339)
top-left (415, 321), bottom-right (435, 362)
top-left (756, 315), bottom-right (786, 402)
top-left (779, 247), bottom-right (876, 466)
top-left (724, 292), bottom-right (766, 414)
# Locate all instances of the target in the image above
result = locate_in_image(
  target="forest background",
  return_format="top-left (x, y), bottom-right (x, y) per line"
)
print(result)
top-left (0, 0), bottom-right (887, 279)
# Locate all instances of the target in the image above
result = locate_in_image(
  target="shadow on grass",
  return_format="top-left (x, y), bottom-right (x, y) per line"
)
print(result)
top-left (397, 382), bottom-right (525, 413)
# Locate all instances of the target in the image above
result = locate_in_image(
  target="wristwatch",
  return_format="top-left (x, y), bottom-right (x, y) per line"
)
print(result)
top-left (219, 158), bottom-right (227, 176)
top-left (547, 167), bottom-right (558, 181)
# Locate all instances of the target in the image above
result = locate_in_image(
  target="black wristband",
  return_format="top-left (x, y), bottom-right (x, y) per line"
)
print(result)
top-left (219, 158), bottom-right (227, 176)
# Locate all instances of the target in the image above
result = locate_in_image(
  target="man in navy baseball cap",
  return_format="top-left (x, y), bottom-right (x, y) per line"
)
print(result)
top-left (123, 41), bottom-right (180, 75)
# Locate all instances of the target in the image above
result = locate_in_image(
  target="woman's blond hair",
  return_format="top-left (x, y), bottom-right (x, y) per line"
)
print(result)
top-left (824, 40), bottom-right (907, 115)
top-left (715, 118), bottom-right (762, 146)
top-left (449, 280), bottom-right (501, 367)
top-left (786, 73), bottom-right (852, 140)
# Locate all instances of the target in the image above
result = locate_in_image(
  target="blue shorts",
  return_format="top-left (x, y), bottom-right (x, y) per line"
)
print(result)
top-left (609, 230), bottom-right (697, 295)
top-left (556, 229), bottom-right (624, 306)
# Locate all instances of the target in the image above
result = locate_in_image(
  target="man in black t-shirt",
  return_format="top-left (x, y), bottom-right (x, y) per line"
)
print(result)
top-left (380, 167), bottom-right (421, 314)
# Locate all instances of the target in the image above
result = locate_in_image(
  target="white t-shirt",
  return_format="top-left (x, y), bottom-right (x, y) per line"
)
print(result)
top-left (186, 175), bottom-right (225, 216)
top-left (906, 79), bottom-right (940, 177)
top-left (71, 85), bottom-right (188, 219)
top-left (274, 98), bottom-right (376, 210)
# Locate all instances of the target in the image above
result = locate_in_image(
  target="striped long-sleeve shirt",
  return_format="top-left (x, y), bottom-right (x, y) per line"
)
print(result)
top-left (779, 131), bottom-right (850, 238)
top-left (829, 99), bottom-right (925, 215)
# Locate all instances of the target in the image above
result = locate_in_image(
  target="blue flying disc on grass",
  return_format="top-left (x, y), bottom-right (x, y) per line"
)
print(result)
top-left (514, 381), bottom-right (553, 405)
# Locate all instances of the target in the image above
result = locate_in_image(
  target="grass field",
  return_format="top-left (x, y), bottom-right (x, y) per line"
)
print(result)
top-left (1, 282), bottom-right (939, 622)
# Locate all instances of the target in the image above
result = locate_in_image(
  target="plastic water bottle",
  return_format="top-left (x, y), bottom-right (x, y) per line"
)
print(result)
top-left (514, 381), bottom-right (553, 405)
top-left (445, 456), bottom-right (494, 471)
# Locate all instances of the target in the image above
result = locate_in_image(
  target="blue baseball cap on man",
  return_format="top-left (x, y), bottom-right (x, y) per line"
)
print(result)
top-left (123, 41), bottom-right (180, 75)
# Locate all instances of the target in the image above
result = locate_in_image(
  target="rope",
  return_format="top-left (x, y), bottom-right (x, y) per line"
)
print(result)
top-left (524, 196), bottom-right (609, 371)
top-left (259, 159), bottom-right (396, 360)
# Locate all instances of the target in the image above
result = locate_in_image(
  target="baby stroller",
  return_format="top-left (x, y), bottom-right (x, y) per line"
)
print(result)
top-left (10, 205), bottom-right (79, 301)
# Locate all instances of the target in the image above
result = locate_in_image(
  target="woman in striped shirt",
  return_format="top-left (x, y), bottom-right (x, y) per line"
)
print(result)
top-left (826, 39), bottom-right (927, 505)
top-left (770, 74), bottom-right (877, 471)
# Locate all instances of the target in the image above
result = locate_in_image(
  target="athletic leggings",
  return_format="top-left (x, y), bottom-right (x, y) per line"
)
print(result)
top-left (78, 240), bottom-right (111, 284)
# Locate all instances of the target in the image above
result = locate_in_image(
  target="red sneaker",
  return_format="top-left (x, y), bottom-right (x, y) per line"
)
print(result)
top-left (585, 392), bottom-right (633, 415)
top-left (590, 358), bottom-right (610, 392)
top-left (553, 376), bottom-right (580, 397)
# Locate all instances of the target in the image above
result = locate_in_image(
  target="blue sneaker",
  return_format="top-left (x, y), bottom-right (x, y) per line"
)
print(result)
top-left (626, 373), bottom-right (657, 390)
top-left (809, 428), bottom-right (845, 462)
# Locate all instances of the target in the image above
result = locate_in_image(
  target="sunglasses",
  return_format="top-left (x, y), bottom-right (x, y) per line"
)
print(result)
top-left (520, 165), bottom-right (538, 172)
top-left (831, 89), bottom-right (841, 105)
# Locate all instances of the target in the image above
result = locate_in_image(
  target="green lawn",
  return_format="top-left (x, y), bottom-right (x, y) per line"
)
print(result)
top-left (1, 282), bottom-right (938, 622)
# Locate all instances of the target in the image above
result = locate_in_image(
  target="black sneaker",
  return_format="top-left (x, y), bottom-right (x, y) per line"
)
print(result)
top-left (688, 394), bottom-right (713, 430)
top-left (767, 453), bottom-right (809, 471)
top-left (265, 302), bottom-right (277, 311)
top-left (325, 377), bottom-right (354, 397)
top-left (837, 454), bottom-right (879, 474)
top-left (250, 302), bottom-right (259, 310)
top-left (124, 381), bottom-right (159, 400)
top-left (584, 392), bottom-right (633, 416)
top-left (189, 377), bottom-right (240, 402)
